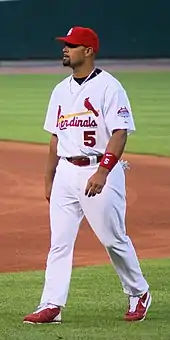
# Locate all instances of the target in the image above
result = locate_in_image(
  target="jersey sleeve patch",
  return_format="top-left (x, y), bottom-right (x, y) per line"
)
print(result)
top-left (117, 106), bottom-right (130, 118)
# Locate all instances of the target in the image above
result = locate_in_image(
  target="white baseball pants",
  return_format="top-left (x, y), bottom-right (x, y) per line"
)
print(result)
top-left (39, 158), bottom-right (149, 308)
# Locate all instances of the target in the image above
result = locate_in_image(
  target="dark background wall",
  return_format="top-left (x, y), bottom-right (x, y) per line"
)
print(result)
top-left (0, 0), bottom-right (169, 60)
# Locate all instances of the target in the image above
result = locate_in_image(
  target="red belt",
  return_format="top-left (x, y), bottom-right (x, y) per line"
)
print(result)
top-left (66, 155), bottom-right (103, 166)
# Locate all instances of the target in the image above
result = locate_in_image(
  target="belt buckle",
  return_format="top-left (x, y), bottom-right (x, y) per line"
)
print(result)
top-left (89, 155), bottom-right (97, 166)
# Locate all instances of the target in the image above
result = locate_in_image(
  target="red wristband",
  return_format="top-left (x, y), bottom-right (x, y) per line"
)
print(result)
top-left (100, 153), bottom-right (118, 171)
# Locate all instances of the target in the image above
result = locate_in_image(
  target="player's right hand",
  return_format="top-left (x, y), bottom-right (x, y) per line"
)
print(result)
top-left (85, 170), bottom-right (107, 197)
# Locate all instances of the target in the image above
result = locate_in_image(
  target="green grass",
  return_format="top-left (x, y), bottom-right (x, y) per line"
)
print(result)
top-left (0, 260), bottom-right (170, 340)
top-left (0, 72), bottom-right (170, 155)
top-left (0, 74), bottom-right (64, 144)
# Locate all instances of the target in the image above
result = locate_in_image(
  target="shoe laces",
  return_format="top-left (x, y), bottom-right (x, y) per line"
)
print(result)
top-left (128, 296), bottom-right (139, 312)
top-left (35, 303), bottom-right (58, 313)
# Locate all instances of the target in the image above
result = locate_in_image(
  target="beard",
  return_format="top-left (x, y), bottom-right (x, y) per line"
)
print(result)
top-left (62, 56), bottom-right (85, 69)
top-left (63, 56), bottom-right (71, 67)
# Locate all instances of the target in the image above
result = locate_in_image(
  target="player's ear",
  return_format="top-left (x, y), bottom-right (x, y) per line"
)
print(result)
top-left (85, 47), bottom-right (93, 57)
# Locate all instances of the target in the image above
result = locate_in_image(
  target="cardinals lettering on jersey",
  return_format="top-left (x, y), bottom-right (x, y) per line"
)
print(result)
top-left (55, 98), bottom-right (99, 130)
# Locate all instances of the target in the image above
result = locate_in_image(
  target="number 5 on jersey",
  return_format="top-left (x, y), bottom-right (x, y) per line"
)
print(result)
top-left (84, 131), bottom-right (96, 147)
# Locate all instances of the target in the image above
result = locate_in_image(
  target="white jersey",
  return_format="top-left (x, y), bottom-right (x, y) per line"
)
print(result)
top-left (44, 69), bottom-right (136, 157)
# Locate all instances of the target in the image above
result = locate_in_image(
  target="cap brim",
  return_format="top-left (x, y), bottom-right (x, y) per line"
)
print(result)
top-left (56, 36), bottom-right (82, 45)
top-left (56, 36), bottom-right (98, 53)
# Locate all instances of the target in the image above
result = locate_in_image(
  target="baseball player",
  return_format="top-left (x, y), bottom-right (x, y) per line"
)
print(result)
top-left (24, 27), bottom-right (151, 324)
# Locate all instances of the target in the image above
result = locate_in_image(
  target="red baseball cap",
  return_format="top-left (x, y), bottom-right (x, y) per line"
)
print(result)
top-left (56, 26), bottom-right (99, 53)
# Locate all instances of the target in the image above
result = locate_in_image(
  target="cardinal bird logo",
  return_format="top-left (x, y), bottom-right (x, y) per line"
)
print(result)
top-left (84, 97), bottom-right (99, 117)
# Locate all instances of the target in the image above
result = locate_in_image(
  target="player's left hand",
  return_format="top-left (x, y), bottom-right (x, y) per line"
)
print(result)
top-left (85, 170), bottom-right (107, 197)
